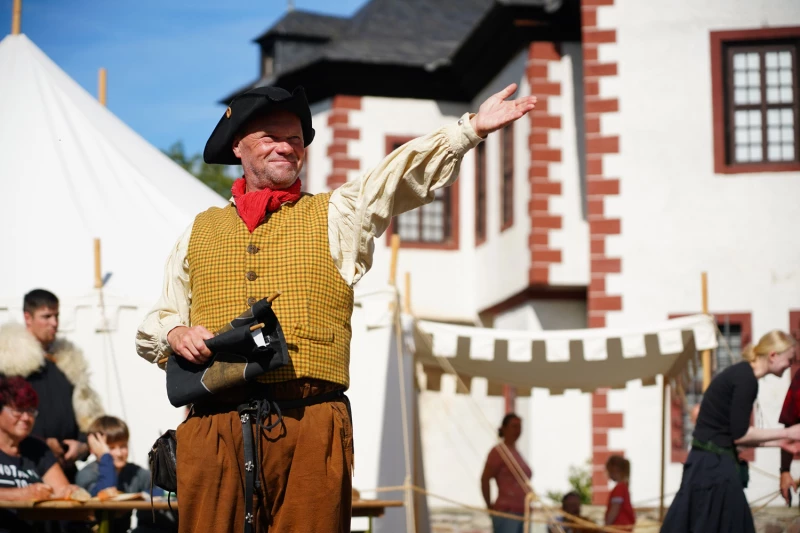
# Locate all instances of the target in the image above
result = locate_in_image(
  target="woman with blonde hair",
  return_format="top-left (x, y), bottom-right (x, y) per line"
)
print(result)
top-left (662, 330), bottom-right (799, 533)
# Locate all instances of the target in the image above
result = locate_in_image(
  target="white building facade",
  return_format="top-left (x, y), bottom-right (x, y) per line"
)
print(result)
top-left (230, 0), bottom-right (800, 513)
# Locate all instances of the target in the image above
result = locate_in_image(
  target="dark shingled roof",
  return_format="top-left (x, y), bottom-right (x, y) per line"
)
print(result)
top-left (222, 0), bottom-right (580, 104)
top-left (254, 11), bottom-right (349, 42)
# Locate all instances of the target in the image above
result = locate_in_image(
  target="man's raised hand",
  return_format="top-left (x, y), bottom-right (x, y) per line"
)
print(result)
top-left (470, 83), bottom-right (537, 138)
top-left (167, 325), bottom-right (214, 364)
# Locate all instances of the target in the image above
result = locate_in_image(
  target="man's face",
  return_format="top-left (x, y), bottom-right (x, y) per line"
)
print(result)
top-left (232, 110), bottom-right (305, 191)
top-left (562, 494), bottom-right (581, 516)
top-left (24, 306), bottom-right (59, 346)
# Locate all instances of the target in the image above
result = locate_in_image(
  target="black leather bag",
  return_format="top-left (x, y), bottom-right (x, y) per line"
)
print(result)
top-left (149, 429), bottom-right (178, 494)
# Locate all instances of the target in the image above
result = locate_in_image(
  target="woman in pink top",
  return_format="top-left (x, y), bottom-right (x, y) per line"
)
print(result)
top-left (481, 413), bottom-right (533, 533)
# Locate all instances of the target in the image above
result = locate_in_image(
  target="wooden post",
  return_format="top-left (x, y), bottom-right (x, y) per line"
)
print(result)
top-left (701, 272), bottom-right (712, 391)
top-left (11, 0), bottom-right (21, 35)
top-left (94, 238), bottom-right (103, 288)
top-left (98, 68), bottom-right (107, 107)
top-left (659, 377), bottom-right (668, 521)
top-left (389, 234), bottom-right (400, 286)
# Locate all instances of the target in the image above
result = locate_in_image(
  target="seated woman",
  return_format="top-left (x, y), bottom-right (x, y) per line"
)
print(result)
top-left (0, 376), bottom-right (80, 533)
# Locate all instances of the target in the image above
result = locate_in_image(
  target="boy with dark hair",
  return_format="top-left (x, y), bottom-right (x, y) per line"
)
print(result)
top-left (76, 415), bottom-right (175, 533)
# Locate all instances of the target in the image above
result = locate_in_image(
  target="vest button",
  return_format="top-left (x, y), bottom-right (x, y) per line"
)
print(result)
top-left (247, 244), bottom-right (259, 254)
top-left (247, 297), bottom-right (257, 307)
top-left (245, 271), bottom-right (258, 281)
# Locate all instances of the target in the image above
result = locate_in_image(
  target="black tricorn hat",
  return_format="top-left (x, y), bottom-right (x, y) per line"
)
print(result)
top-left (203, 86), bottom-right (315, 165)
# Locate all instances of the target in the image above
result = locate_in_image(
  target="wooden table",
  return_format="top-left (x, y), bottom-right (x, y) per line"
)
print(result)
top-left (0, 498), bottom-right (403, 532)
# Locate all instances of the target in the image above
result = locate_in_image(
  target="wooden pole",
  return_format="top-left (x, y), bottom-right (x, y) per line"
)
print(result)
top-left (98, 68), bottom-right (107, 107)
top-left (659, 377), bottom-right (668, 521)
top-left (11, 0), bottom-right (21, 35)
top-left (389, 234), bottom-right (400, 286)
top-left (701, 272), bottom-right (712, 391)
top-left (94, 238), bottom-right (102, 289)
top-left (403, 272), bottom-right (411, 314)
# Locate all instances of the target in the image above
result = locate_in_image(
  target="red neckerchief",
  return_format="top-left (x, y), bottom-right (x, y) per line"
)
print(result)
top-left (231, 177), bottom-right (302, 233)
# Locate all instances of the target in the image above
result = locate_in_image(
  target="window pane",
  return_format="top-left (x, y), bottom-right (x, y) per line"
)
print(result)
top-left (768, 127), bottom-right (780, 143)
top-left (766, 51), bottom-right (779, 68)
top-left (767, 87), bottom-right (780, 103)
top-left (749, 110), bottom-right (761, 127)
top-left (766, 70), bottom-right (779, 86)
top-left (734, 53), bottom-right (747, 70)
top-left (736, 145), bottom-right (750, 162)
top-left (780, 87), bottom-right (793, 103)
top-left (767, 109), bottom-right (780, 125)
top-left (749, 145), bottom-right (763, 161)
top-left (783, 144), bottom-right (795, 160)
top-left (736, 129), bottom-right (750, 144)
top-left (780, 69), bottom-right (792, 85)
top-left (779, 51), bottom-right (792, 68)
top-left (747, 53), bottom-right (760, 69)
top-left (749, 127), bottom-right (761, 144)
top-left (768, 144), bottom-right (782, 161)
top-left (735, 110), bottom-right (749, 127)
top-left (398, 212), bottom-right (419, 241)
top-left (748, 88), bottom-right (761, 104)
top-left (734, 71), bottom-right (747, 87)
top-left (781, 109), bottom-right (794, 125)
top-left (782, 126), bottom-right (794, 143)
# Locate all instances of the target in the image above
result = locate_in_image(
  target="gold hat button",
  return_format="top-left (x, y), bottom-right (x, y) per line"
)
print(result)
top-left (245, 271), bottom-right (258, 282)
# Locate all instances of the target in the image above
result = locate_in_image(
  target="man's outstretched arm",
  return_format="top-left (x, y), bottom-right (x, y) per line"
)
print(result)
top-left (329, 83), bottom-right (536, 286)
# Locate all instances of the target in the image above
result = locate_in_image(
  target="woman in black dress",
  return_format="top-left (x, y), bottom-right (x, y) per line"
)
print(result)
top-left (662, 330), bottom-right (799, 533)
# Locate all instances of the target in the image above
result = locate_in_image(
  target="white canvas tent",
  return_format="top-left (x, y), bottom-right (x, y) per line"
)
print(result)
top-left (0, 32), bottom-right (226, 462)
top-left (348, 284), bottom-right (719, 530)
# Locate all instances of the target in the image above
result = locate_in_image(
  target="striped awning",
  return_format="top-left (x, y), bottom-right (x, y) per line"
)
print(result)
top-left (413, 314), bottom-right (718, 395)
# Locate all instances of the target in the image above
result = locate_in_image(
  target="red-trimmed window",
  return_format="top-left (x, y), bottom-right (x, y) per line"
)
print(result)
top-left (670, 313), bottom-right (753, 463)
top-left (385, 136), bottom-right (459, 249)
top-left (500, 125), bottom-right (514, 230)
top-left (711, 27), bottom-right (800, 174)
top-left (475, 142), bottom-right (487, 245)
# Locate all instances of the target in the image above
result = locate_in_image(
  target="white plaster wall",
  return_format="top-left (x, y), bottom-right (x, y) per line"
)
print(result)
top-left (596, 0), bottom-right (800, 507)
top-left (472, 49), bottom-right (533, 313)
top-left (550, 42), bottom-right (590, 287)
top-left (349, 96), bottom-right (478, 321)
top-left (493, 300), bottom-right (591, 504)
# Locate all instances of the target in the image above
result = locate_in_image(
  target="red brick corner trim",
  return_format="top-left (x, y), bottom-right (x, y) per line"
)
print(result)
top-left (326, 95), bottom-right (362, 190)
top-left (592, 388), bottom-right (624, 505)
top-left (582, 0), bottom-right (623, 505)
top-left (527, 41), bottom-right (563, 286)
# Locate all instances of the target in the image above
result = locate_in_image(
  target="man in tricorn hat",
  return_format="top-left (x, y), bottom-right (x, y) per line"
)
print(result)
top-left (136, 83), bottom-right (536, 532)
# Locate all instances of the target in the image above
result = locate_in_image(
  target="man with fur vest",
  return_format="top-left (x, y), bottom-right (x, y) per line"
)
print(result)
top-left (0, 289), bottom-right (104, 481)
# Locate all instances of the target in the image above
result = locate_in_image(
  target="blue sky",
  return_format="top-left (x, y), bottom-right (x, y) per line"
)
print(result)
top-left (0, 0), bottom-right (368, 156)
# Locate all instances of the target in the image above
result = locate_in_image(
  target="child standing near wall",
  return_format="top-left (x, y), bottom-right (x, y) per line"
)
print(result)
top-left (605, 455), bottom-right (635, 530)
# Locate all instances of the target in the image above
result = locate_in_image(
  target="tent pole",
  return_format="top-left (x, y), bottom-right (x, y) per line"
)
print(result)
top-left (94, 238), bottom-right (103, 288)
top-left (404, 272), bottom-right (411, 314)
top-left (700, 272), bottom-right (712, 391)
top-left (11, 0), bottom-right (21, 35)
top-left (659, 376), bottom-right (668, 521)
top-left (98, 68), bottom-right (107, 107)
top-left (389, 234), bottom-right (400, 286)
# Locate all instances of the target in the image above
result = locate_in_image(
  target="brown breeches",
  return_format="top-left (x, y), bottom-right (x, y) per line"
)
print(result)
top-left (176, 379), bottom-right (353, 533)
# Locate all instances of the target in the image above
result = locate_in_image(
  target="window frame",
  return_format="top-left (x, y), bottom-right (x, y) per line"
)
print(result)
top-left (711, 26), bottom-right (800, 174)
top-left (500, 125), bottom-right (515, 231)
top-left (384, 135), bottom-right (460, 250)
top-left (475, 142), bottom-right (487, 246)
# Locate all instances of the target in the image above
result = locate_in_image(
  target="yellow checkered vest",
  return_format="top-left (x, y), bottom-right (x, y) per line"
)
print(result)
top-left (186, 192), bottom-right (354, 387)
